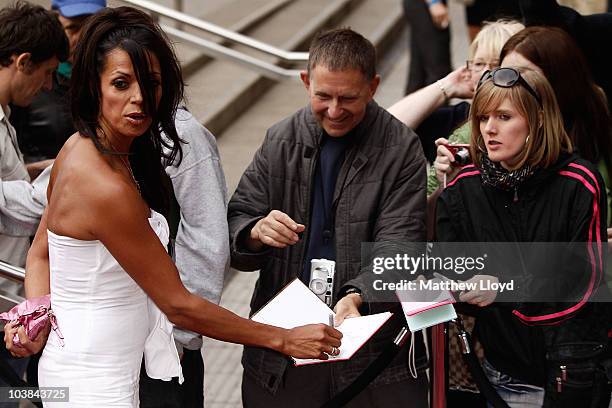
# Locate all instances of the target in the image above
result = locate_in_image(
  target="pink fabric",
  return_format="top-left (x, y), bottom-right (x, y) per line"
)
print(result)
top-left (0, 294), bottom-right (63, 347)
top-left (446, 170), bottom-right (480, 188)
top-left (404, 299), bottom-right (455, 316)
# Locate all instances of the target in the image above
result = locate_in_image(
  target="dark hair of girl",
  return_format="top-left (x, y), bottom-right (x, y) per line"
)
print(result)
top-left (500, 26), bottom-right (612, 180)
top-left (70, 6), bottom-right (184, 216)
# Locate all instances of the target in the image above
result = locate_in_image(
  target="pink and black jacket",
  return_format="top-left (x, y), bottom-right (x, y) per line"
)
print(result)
top-left (436, 153), bottom-right (610, 387)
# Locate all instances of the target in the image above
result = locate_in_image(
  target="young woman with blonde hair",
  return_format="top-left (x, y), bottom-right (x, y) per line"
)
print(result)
top-left (437, 67), bottom-right (610, 407)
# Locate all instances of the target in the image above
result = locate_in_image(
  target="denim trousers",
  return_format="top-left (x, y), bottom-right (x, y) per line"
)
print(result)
top-left (482, 359), bottom-right (545, 408)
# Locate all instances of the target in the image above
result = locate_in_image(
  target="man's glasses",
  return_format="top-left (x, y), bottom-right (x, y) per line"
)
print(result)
top-left (477, 67), bottom-right (542, 107)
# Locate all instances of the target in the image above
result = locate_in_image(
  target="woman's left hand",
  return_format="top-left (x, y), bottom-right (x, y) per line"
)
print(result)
top-left (458, 275), bottom-right (499, 307)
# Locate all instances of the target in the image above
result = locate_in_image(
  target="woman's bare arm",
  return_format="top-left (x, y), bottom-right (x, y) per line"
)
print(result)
top-left (90, 180), bottom-right (340, 359)
top-left (24, 208), bottom-right (50, 298)
top-left (4, 208), bottom-right (52, 358)
top-left (388, 66), bottom-right (473, 129)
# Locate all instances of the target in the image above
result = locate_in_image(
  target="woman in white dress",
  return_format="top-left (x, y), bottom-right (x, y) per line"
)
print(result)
top-left (3, 7), bottom-right (341, 406)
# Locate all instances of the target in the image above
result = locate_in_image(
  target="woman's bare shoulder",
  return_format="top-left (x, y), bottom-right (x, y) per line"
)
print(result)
top-left (53, 134), bottom-right (129, 197)
top-left (47, 134), bottom-right (145, 239)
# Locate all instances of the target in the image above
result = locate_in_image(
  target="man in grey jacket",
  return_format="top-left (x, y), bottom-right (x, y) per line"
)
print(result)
top-left (228, 28), bottom-right (428, 407)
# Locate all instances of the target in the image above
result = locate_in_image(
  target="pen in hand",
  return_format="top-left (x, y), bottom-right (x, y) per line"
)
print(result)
top-left (328, 313), bottom-right (340, 358)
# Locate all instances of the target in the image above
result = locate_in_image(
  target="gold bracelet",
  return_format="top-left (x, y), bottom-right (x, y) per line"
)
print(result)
top-left (437, 80), bottom-right (450, 102)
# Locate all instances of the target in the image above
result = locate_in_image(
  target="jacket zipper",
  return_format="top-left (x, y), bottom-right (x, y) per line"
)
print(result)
top-left (513, 187), bottom-right (519, 203)
top-left (298, 132), bottom-right (322, 273)
top-left (560, 365), bottom-right (567, 381)
top-left (508, 185), bottom-right (530, 310)
top-left (557, 364), bottom-right (567, 393)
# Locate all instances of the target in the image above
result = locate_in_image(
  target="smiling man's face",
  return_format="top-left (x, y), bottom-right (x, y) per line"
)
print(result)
top-left (301, 65), bottom-right (379, 137)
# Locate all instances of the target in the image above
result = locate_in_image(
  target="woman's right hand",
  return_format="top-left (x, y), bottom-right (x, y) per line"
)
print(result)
top-left (4, 321), bottom-right (49, 358)
top-left (434, 138), bottom-right (461, 186)
top-left (280, 324), bottom-right (342, 360)
top-left (441, 66), bottom-right (474, 100)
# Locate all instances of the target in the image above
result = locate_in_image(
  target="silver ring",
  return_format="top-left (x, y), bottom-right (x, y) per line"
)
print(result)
top-left (331, 346), bottom-right (338, 355)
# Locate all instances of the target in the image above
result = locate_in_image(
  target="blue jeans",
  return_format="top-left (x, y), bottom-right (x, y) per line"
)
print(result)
top-left (482, 359), bottom-right (545, 408)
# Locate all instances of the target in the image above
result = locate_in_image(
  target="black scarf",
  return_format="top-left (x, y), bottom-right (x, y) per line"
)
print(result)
top-left (480, 154), bottom-right (535, 191)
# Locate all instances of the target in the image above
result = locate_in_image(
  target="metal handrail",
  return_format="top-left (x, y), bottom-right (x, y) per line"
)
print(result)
top-left (0, 261), bottom-right (25, 284)
top-left (121, 0), bottom-right (308, 62)
top-left (161, 25), bottom-right (302, 81)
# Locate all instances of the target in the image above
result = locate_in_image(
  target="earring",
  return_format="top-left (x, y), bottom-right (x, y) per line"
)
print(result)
top-left (477, 138), bottom-right (486, 153)
top-left (525, 135), bottom-right (530, 146)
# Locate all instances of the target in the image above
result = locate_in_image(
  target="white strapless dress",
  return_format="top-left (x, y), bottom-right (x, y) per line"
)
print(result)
top-left (39, 210), bottom-right (183, 407)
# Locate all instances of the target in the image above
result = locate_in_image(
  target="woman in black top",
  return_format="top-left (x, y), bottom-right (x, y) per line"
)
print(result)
top-left (437, 67), bottom-right (610, 407)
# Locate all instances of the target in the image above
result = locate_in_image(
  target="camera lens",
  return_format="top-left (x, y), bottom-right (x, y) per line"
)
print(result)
top-left (309, 278), bottom-right (327, 295)
top-left (454, 149), bottom-right (471, 166)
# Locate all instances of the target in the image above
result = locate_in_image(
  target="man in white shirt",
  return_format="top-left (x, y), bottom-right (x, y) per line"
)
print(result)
top-left (0, 2), bottom-right (68, 267)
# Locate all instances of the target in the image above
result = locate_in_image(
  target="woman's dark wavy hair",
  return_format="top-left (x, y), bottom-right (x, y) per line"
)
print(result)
top-left (70, 6), bottom-right (184, 216)
top-left (501, 27), bottom-right (612, 179)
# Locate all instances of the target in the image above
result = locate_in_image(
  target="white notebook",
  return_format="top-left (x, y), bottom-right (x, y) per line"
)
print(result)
top-left (396, 277), bottom-right (457, 332)
top-left (251, 279), bottom-right (392, 365)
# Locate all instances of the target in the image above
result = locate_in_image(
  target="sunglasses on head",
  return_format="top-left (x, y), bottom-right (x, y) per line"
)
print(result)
top-left (477, 67), bottom-right (542, 107)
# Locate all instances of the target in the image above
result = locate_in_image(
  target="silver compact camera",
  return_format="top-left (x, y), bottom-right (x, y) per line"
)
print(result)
top-left (309, 259), bottom-right (335, 306)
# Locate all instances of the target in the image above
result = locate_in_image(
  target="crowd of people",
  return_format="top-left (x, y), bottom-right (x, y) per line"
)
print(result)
top-left (0, 0), bottom-right (609, 407)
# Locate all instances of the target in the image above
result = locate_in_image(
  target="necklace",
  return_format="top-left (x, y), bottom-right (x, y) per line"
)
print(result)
top-left (107, 139), bottom-right (141, 195)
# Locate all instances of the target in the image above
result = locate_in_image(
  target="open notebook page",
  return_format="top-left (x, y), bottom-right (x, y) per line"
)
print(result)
top-left (251, 279), bottom-right (392, 365)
